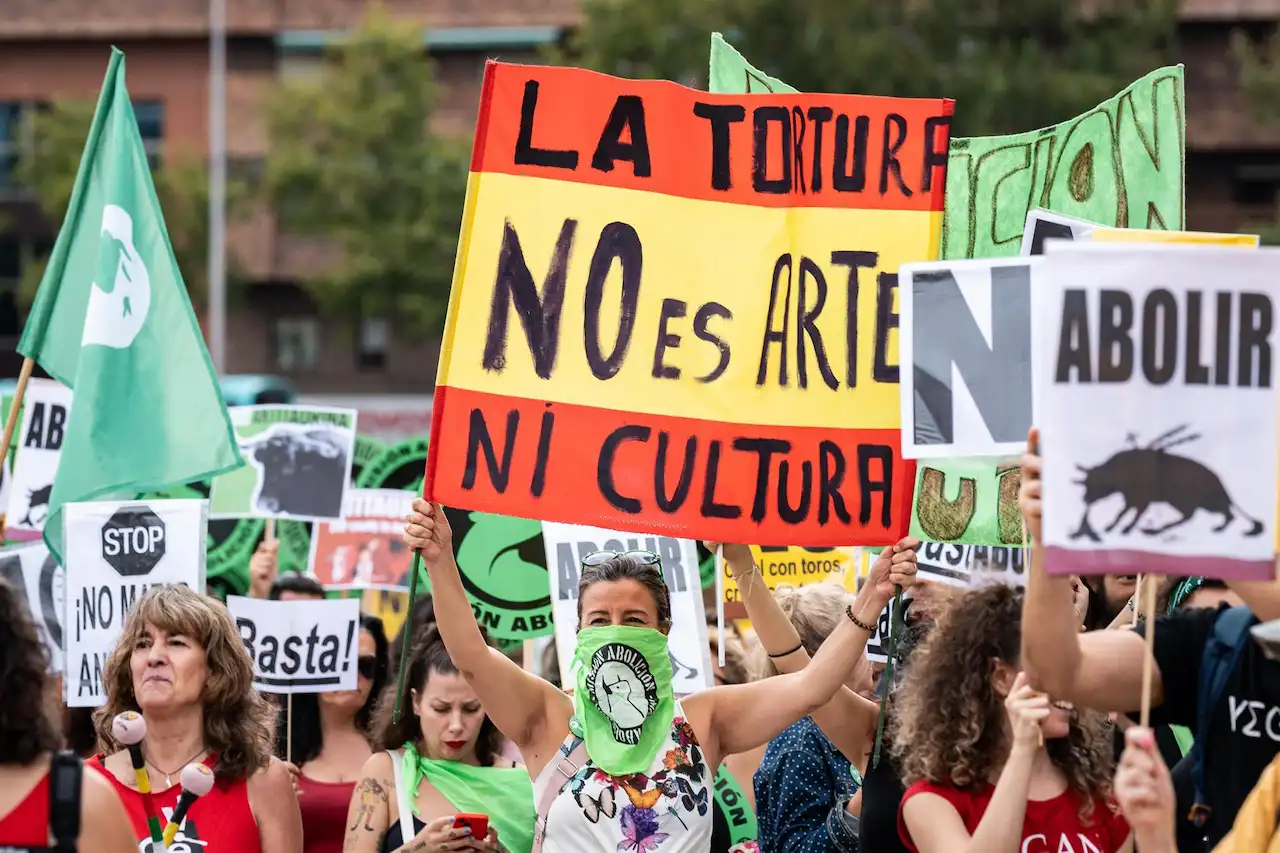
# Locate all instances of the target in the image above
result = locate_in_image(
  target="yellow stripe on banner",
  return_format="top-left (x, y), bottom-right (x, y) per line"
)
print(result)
top-left (1091, 228), bottom-right (1260, 247)
top-left (445, 172), bottom-right (941, 430)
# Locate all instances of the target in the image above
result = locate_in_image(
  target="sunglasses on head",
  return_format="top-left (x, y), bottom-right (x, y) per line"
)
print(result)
top-left (581, 549), bottom-right (661, 569)
top-left (357, 655), bottom-right (378, 680)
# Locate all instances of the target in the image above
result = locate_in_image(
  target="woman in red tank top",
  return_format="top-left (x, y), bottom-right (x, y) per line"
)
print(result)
top-left (89, 585), bottom-right (302, 853)
top-left (279, 614), bottom-right (389, 853)
top-left (0, 577), bottom-right (134, 852)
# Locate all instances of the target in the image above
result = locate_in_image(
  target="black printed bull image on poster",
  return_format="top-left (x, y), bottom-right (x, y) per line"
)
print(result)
top-left (1070, 424), bottom-right (1265, 542)
top-left (240, 427), bottom-right (350, 519)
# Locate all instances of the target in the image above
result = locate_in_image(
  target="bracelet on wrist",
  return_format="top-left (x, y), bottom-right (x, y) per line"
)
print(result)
top-left (846, 604), bottom-right (876, 633)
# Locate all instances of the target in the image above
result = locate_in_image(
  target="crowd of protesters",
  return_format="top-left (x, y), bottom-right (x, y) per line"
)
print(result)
top-left (1, 434), bottom-right (1279, 852)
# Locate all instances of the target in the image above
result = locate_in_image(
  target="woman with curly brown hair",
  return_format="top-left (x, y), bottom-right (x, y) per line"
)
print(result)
top-left (90, 584), bottom-right (302, 852)
top-left (0, 576), bottom-right (136, 852)
top-left (893, 584), bottom-right (1132, 853)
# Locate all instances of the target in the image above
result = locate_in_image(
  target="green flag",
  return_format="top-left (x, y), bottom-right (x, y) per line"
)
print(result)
top-left (17, 48), bottom-right (242, 563)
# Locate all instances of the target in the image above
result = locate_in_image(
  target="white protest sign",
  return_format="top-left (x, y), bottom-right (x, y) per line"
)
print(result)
top-left (1020, 209), bottom-right (1099, 256)
top-left (967, 546), bottom-right (1026, 589)
top-left (542, 522), bottom-right (713, 695)
top-left (915, 541), bottom-right (972, 587)
top-left (6, 379), bottom-right (72, 542)
top-left (227, 595), bottom-right (361, 693)
top-left (899, 257), bottom-right (1037, 458)
top-left (0, 542), bottom-right (65, 672)
top-left (1036, 243), bottom-right (1280, 580)
top-left (865, 589), bottom-right (915, 664)
top-left (64, 499), bottom-right (207, 707)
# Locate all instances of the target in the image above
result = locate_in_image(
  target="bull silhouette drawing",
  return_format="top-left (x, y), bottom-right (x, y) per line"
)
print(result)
top-left (240, 427), bottom-right (349, 519)
top-left (1070, 424), bottom-right (1264, 543)
top-left (19, 483), bottom-right (52, 527)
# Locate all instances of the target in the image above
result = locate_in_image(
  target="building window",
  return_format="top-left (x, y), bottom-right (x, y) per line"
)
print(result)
top-left (358, 316), bottom-right (390, 371)
top-left (274, 316), bottom-right (321, 372)
top-left (132, 100), bottom-right (164, 170)
top-left (0, 101), bottom-right (48, 196)
top-left (1234, 162), bottom-right (1280, 209)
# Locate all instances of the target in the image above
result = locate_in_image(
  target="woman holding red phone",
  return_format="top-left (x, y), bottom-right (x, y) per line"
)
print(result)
top-left (344, 628), bottom-right (534, 853)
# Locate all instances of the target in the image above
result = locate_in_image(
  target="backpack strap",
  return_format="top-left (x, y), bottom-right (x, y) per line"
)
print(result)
top-left (48, 750), bottom-right (82, 853)
top-left (1189, 606), bottom-right (1256, 827)
top-left (531, 737), bottom-right (588, 853)
top-left (387, 750), bottom-right (416, 847)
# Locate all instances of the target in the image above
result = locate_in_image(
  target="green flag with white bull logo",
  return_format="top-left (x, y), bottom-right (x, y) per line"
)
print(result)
top-left (17, 49), bottom-right (242, 563)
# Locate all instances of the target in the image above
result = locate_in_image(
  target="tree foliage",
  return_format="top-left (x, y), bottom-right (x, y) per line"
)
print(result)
top-left (559, 0), bottom-right (1179, 137)
top-left (1229, 29), bottom-right (1280, 243)
top-left (263, 8), bottom-right (469, 340)
top-left (16, 99), bottom-right (231, 305)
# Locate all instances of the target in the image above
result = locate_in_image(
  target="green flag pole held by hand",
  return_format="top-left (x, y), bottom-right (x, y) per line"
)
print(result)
top-left (872, 586), bottom-right (903, 769)
top-left (17, 48), bottom-right (243, 564)
top-left (392, 550), bottom-right (422, 723)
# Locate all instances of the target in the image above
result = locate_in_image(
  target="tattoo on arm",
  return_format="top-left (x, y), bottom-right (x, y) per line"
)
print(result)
top-left (348, 777), bottom-right (391, 834)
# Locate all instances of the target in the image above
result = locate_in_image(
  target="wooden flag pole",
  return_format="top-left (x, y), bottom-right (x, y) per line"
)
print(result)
top-left (0, 358), bottom-right (36, 544)
top-left (1139, 574), bottom-right (1159, 728)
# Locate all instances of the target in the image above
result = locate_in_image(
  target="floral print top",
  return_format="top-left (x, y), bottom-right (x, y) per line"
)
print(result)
top-left (538, 702), bottom-right (715, 852)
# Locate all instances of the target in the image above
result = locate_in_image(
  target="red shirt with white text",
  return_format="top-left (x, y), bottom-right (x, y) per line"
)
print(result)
top-left (898, 780), bottom-right (1129, 853)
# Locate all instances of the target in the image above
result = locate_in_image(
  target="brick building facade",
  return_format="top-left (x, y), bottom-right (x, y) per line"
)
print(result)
top-left (0, 1), bottom-right (1277, 390)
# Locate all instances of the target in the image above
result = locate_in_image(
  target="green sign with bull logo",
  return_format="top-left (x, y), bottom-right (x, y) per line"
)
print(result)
top-left (356, 437), bottom-right (554, 642)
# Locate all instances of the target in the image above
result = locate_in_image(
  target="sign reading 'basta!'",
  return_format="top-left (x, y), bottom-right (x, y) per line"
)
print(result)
top-left (427, 62), bottom-right (953, 544)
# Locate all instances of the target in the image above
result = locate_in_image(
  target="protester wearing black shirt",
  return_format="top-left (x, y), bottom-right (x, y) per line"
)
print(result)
top-left (1133, 605), bottom-right (1279, 849)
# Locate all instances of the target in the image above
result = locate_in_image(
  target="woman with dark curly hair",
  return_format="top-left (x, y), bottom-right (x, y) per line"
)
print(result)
top-left (90, 584), bottom-right (302, 852)
top-left (278, 613), bottom-right (390, 853)
top-left (0, 577), bottom-right (136, 851)
top-left (893, 584), bottom-right (1132, 853)
top-left (345, 626), bottom-right (532, 853)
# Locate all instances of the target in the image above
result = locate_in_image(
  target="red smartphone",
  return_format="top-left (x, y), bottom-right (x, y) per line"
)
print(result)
top-left (453, 814), bottom-right (489, 839)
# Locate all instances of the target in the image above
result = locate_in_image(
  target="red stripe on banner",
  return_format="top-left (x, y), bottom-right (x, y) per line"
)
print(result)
top-left (469, 62), bottom-right (953, 212)
top-left (425, 385), bottom-right (914, 546)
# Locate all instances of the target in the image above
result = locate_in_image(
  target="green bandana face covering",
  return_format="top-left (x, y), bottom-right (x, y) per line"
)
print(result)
top-left (572, 625), bottom-right (675, 776)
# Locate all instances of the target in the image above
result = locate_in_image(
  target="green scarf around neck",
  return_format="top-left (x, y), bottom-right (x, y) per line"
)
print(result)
top-left (572, 625), bottom-right (675, 776)
top-left (401, 742), bottom-right (535, 853)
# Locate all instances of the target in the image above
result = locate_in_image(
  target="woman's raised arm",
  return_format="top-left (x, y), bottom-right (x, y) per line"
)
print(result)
top-left (686, 543), bottom-right (916, 767)
top-left (719, 539), bottom-right (916, 766)
top-left (404, 499), bottom-right (570, 751)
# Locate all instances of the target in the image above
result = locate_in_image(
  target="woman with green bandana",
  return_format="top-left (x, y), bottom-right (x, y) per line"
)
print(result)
top-left (343, 627), bottom-right (535, 853)
top-left (403, 498), bottom-right (918, 853)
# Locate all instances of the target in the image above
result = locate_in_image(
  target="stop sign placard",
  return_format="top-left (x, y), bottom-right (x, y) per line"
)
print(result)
top-left (101, 506), bottom-right (167, 576)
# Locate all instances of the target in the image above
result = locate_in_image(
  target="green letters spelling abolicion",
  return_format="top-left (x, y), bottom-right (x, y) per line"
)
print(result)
top-left (707, 35), bottom-right (1185, 545)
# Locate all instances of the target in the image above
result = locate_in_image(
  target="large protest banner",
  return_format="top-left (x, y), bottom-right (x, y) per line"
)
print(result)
top-left (1036, 243), bottom-right (1280, 579)
top-left (0, 542), bottom-right (65, 672)
top-left (719, 545), bottom-right (860, 620)
top-left (228, 596), bottom-right (361, 693)
top-left (63, 498), bottom-right (206, 706)
top-left (210, 405), bottom-right (357, 522)
top-left (426, 62), bottom-right (952, 546)
top-left (7, 379), bottom-right (71, 542)
top-left (708, 35), bottom-right (1187, 546)
top-left (543, 522), bottom-right (712, 694)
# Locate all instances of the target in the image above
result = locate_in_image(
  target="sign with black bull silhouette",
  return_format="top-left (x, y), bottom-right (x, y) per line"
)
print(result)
top-left (6, 378), bottom-right (72, 542)
top-left (1035, 242), bottom-right (1280, 580)
top-left (210, 405), bottom-right (358, 522)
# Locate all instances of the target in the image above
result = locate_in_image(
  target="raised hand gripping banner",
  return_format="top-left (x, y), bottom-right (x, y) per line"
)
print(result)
top-left (425, 62), bottom-right (953, 545)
